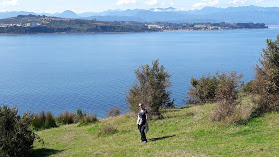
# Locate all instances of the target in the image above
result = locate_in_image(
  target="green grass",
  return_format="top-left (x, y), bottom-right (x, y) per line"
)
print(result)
top-left (32, 103), bottom-right (279, 156)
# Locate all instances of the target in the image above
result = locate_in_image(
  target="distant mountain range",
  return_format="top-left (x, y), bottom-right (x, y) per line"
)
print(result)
top-left (1, 6), bottom-right (279, 24)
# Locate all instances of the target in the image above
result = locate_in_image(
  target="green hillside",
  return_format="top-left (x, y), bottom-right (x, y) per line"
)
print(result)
top-left (31, 102), bottom-right (279, 157)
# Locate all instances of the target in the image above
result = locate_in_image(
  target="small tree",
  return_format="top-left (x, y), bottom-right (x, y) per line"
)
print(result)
top-left (211, 72), bottom-right (244, 122)
top-left (0, 106), bottom-right (38, 157)
top-left (126, 59), bottom-right (173, 115)
top-left (186, 74), bottom-right (219, 104)
top-left (253, 35), bottom-right (279, 115)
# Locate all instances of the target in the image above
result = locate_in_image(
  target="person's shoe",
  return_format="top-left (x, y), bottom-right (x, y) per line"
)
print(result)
top-left (144, 141), bottom-right (147, 143)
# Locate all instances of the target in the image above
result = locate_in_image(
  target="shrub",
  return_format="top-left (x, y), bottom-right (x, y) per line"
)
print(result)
top-left (211, 72), bottom-right (244, 122)
top-left (98, 124), bottom-right (117, 136)
top-left (76, 109), bottom-right (84, 122)
top-left (32, 111), bottom-right (46, 130)
top-left (126, 59), bottom-right (173, 115)
top-left (78, 114), bottom-right (98, 126)
top-left (45, 111), bottom-right (57, 129)
top-left (241, 80), bottom-right (255, 94)
top-left (186, 74), bottom-right (219, 104)
top-left (215, 72), bottom-right (243, 102)
top-left (57, 111), bottom-right (75, 125)
top-left (253, 35), bottom-right (279, 116)
top-left (107, 106), bottom-right (121, 117)
top-left (76, 109), bottom-right (98, 126)
top-left (0, 105), bottom-right (38, 157)
top-left (223, 105), bottom-right (254, 124)
top-left (32, 111), bottom-right (56, 130)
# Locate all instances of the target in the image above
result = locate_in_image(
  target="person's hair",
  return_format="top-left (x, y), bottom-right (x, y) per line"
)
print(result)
top-left (139, 103), bottom-right (144, 108)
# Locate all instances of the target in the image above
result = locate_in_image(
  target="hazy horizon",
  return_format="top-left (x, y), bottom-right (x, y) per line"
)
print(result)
top-left (0, 0), bottom-right (278, 14)
top-left (1, 5), bottom-right (279, 14)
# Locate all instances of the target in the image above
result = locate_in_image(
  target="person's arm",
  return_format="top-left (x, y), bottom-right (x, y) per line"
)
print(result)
top-left (146, 110), bottom-right (148, 120)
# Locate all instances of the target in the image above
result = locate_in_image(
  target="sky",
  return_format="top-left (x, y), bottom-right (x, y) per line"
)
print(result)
top-left (0, 0), bottom-right (278, 13)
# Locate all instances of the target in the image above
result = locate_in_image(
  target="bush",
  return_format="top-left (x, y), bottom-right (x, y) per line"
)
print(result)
top-left (107, 106), bottom-right (121, 117)
top-left (45, 111), bottom-right (57, 129)
top-left (76, 109), bottom-right (98, 126)
top-left (32, 111), bottom-right (46, 130)
top-left (32, 111), bottom-right (56, 130)
top-left (253, 35), bottom-right (279, 116)
top-left (57, 111), bottom-right (75, 125)
top-left (186, 74), bottom-right (219, 104)
top-left (0, 106), bottom-right (38, 157)
top-left (98, 124), bottom-right (117, 136)
top-left (211, 72), bottom-right (244, 122)
top-left (126, 59), bottom-right (173, 115)
top-left (76, 109), bottom-right (84, 122)
top-left (241, 80), bottom-right (255, 94)
top-left (224, 105), bottom-right (254, 124)
top-left (78, 114), bottom-right (98, 126)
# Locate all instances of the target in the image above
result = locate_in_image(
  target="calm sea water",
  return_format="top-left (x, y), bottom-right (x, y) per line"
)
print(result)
top-left (0, 28), bottom-right (279, 117)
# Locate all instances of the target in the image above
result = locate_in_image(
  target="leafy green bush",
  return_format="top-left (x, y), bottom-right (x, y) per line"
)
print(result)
top-left (45, 111), bottom-right (57, 129)
top-left (107, 106), bottom-right (121, 117)
top-left (0, 105), bottom-right (39, 157)
top-left (32, 111), bottom-right (56, 130)
top-left (78, 114), bottom-right (98, 127)
top-left (57, 111), bottom-right (75, 125)
top-left (32, 111), bottom-right (45, 130)
top-left (126, 59), bottom-right (173, 115)
top-left (253, 35), bottom-right (279, 116)
top-left (186, 74), bottom-right (219, 104)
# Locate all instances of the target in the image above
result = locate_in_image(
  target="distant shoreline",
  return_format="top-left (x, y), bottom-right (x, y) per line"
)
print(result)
top-left (0, 15), bottom-right (268, 35)
top-left (268, 25), bottom-right (279, 28)
top-left (0, 27), bottom-right (270, 36)
top-left (163, 27), bottom-right (270, 32)
top-left (0, 31), bottom-right (152, 36)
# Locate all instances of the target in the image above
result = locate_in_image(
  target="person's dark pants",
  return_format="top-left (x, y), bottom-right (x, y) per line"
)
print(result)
top-left (138, 121), bottom-right (147, 142)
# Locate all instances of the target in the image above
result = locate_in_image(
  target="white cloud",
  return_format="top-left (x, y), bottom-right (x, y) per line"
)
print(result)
top-left (229, 0), bottom-right (265, 5)
top-left (193, 0), bottom-right (219, 8)
top-left (229, 0), bottom-right (247, 4)
top-left (116, 0), bottom-right (136, 5)
top-left (144, 0), bottom-right (158, 6)
top-left (160, 2), bottom-right (174, 6)
top-left (0, 0), bottom-right (19, 7)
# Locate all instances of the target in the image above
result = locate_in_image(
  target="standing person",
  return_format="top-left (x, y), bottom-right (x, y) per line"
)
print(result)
top-left (137, 103), bottom-right (149, 143)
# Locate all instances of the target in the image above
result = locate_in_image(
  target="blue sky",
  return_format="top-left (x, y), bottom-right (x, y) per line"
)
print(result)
top-left (0, 0), bottom-right (278, 13)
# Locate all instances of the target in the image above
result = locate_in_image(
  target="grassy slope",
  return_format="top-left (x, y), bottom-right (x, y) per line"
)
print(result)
top-left (32, 103), bottom-right (279, 157)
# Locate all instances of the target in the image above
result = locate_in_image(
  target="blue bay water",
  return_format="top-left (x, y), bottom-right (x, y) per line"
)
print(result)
top-left (0, 28), bottom-right (279, 118)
